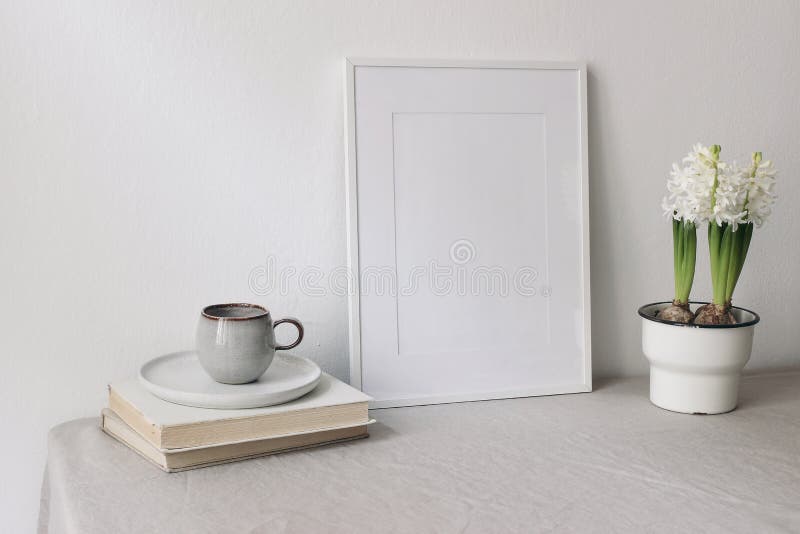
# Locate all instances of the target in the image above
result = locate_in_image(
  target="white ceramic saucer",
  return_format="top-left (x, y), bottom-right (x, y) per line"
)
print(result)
top-left (139, 351), bottom-right (322, 409)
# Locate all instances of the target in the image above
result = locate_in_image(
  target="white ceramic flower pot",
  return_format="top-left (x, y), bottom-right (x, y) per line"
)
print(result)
top-left (639, 302), bottom-right (760, 414)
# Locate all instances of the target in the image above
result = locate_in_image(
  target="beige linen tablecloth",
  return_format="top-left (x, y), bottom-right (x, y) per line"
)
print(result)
top-left (39, 373), bottom-right (800, 533)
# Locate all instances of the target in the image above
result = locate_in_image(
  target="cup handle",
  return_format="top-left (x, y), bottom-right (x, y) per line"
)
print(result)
top-left (273, 318), bottom-right (304, 350)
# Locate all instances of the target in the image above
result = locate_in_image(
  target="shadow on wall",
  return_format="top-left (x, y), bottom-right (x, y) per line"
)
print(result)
top-left (585, 68), bottom-right (629, 377)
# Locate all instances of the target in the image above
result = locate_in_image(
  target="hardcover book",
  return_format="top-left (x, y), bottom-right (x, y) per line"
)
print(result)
top-left (101, 409), bottom-right (371, 472)
top-left (108, 373), bottom-right (371, 449)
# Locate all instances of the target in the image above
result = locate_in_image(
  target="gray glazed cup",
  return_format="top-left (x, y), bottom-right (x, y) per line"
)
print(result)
top-left (196, 303), bottom-right (304, 384)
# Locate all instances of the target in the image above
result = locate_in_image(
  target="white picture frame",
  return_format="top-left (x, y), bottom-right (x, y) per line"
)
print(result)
top-left (344, 58), bottom-right (591, 408)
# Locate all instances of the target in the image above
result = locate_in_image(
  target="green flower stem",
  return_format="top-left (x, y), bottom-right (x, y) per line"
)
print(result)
top-left (672, 218), bottom-right (696, 304)
top-left (708, 222), bottom-right (721, 299)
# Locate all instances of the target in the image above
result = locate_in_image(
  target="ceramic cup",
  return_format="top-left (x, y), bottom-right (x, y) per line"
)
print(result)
top-left (196, 303), bottom-right (304, 384)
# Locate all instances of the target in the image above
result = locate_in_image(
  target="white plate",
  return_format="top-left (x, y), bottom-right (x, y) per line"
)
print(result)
top-left (139, 351), bottom-right (322, 409)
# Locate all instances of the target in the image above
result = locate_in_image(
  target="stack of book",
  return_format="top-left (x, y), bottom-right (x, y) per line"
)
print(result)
top-left (101, 374), bottom-right (372, 472)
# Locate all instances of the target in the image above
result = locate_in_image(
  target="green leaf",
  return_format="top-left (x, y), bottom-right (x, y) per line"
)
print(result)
top-left (673, 218), bottom-right (682, 301)
top-left (681, 222), bottom-right (697, 303)
top-left (725, 226), bottom-right (742, 302)
top-left (730, 223), bottom-right (754, 299)
top-left (715, 224), bottom-right (733, 305)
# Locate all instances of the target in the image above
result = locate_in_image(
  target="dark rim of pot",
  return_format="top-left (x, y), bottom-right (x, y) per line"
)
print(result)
top-left (638, 301), bottom-right (760, 329)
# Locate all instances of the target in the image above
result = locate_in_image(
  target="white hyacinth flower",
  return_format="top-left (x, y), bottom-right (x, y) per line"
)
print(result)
top-left (711, 162), bottom-right (749, 230)
top-left (662, 143), bottom-right (717, 223)
top-left (661, 144), bottom-right (777, 230)
top-left (744, 155), bottom-right (777, 227)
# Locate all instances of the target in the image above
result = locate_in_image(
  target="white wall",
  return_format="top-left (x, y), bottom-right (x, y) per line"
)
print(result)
top-left (2, 0), bottom-right (799, 530)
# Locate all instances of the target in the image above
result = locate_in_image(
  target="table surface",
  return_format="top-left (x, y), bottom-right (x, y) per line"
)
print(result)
top-left (40, 373), bottom-right (800, 534)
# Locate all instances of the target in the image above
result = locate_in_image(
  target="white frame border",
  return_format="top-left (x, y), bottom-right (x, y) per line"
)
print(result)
top-left (344, 58), bottom-right (592, 408)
